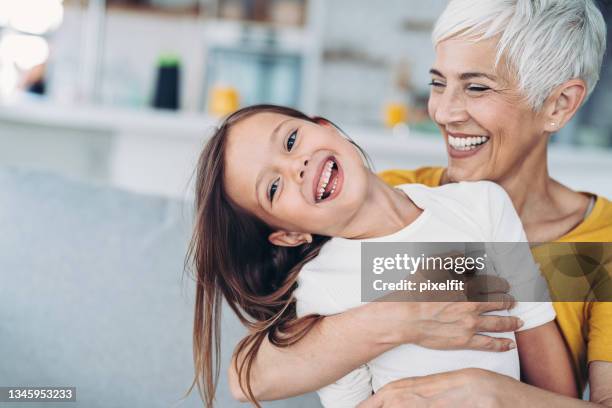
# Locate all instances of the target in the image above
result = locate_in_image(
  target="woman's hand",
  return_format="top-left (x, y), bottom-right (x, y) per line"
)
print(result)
top-left (370, 273), bottom-right (522, 352)
top-left (356, 368), bottom-right (506, 408)
top-left (369, 300), bottom-right (521, 351)
top-left (358, 368), bottom-right (598, 408)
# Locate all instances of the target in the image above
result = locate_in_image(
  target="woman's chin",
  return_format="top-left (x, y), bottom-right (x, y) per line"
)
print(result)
top-left (446, 162), bottom-right (489, 183)
top-left (446, 147), bottom-right (495, 182)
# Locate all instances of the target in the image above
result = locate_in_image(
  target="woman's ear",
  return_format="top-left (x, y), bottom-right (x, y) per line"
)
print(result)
top-left (543, 79), bottom-right (587, 132)
top-left (268, 230), bottom-right (313, 247)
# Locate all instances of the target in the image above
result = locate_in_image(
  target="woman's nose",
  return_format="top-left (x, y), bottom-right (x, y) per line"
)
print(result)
top-left (432, 88), bottom-right (469, 126)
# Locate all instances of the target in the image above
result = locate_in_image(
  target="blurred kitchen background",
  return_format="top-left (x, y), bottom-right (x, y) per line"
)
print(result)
top-left (0, 0), bottom-right (611, 198)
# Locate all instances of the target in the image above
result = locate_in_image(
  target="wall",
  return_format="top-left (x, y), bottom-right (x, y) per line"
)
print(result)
top-left (47, 1), bottom-right (447, 125)
top-left (316, 0), bottom-right (448, 125)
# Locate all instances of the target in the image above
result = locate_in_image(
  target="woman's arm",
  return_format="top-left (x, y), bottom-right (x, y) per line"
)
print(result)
top-left (358, 368), bottom-right (610, 408)
top-left (590, 361), bottom-right (612, 406)
top-left (516, 320), bottom-right (578, 397)
top-left (228, 299), bottom-right (523, 401)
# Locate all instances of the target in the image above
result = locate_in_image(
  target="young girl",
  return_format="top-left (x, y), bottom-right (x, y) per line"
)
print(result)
top-left (185, 104), bottom-right (576, 407)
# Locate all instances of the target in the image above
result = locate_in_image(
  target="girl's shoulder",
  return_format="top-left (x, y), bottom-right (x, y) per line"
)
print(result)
top-left (395, 181), bottom-right (516, 241)
top-left (395, 180), bottom-right (509, 214)
top-left (295, 238), bottom-right (363, 316)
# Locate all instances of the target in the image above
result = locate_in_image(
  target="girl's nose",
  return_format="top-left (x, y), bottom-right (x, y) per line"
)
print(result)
top-left (299, 159), bottom-right (308, 179)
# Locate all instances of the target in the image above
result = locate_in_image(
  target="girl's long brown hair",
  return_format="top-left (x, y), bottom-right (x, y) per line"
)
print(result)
top-left (183, 104), bottom-right (371, 407)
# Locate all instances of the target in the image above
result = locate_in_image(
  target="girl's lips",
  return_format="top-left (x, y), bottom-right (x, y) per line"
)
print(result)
top-left (312, 155), bottom-right (331, 201)
top-left (312, 155), bottom-right (343, 203)
top-left (325, 161), bottom-right (343, 202)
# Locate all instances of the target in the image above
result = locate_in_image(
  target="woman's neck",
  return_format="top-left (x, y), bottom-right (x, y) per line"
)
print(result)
top-left (475, 143), bottom-right (590, 241)
top-left (340, 173), bottom-right (423, 240)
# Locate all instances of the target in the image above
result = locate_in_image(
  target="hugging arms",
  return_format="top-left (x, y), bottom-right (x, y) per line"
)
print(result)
top-left (227, 300), bottom-right (583, 406)
top-left (186, 0), bottom-right (612, 406)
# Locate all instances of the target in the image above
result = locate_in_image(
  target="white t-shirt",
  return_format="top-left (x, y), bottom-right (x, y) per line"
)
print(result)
top-left (294, 181), bottom-right (555, 408)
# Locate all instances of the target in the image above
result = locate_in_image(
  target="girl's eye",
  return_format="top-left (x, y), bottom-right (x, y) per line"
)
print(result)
top-left (269, 178), bottom-right (280, 202)
top-left (286, 130), bottom-right (298, 151)
top-left (428, 80), bottom-right (445, 88)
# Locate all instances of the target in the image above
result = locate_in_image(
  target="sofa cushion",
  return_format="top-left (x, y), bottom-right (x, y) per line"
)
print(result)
top-left (0, 166), bottom-right (320, 407)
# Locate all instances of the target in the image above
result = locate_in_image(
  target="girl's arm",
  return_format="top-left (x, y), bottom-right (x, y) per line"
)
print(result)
top-left (228, 299), bottom-right (522, 401)
top-left (516, 320), bottom-right (578, 397)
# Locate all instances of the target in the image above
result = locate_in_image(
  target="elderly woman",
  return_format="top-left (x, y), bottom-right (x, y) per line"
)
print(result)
top-left (228, 0), bottom-right (612, 406)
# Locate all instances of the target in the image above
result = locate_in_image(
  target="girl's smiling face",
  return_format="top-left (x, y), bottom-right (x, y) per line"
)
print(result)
top-left (223, 112), bottom-right (370, 244)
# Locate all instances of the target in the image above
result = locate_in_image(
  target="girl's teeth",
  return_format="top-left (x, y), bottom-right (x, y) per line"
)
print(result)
top-left (330, 177), bottom-right (338, 195)
top-left (317, 159), bottom-right (336, 200)
top-left (316, 159), bottom-right (339, 201)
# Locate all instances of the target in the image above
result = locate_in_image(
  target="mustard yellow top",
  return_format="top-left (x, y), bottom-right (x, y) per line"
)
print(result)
top-left (378, 167), bottom-right (612, 391)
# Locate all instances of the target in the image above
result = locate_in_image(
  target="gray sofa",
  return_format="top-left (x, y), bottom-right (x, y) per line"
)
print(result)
top-left (0, 167), bottom-right (320, 407)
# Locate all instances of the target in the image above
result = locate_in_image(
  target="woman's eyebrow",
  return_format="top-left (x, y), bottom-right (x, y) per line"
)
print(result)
top-left (459, 72), bottom-right (497, 81)
top-left (429, 68), bottom-right (445, 77)
top-left (429, 68), bottom-right (497, 82)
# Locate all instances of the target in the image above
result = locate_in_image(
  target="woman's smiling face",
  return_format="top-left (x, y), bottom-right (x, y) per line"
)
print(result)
top-left (428, 36), bottom-right (549, 183)
top-left (223, 112), bottom-right (370, 239)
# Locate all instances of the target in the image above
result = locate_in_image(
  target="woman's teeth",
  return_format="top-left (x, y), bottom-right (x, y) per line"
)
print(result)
top-left (448, 135), bottom-right (490, 151)
top-left (317, 159), bottom-right (338, 201)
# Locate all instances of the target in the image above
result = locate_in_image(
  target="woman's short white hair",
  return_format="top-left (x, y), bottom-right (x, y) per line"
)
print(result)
top-left (432, 0), bottom-right (607, 110)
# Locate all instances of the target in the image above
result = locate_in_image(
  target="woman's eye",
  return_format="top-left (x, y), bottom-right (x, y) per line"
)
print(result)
top-left (428, 80), bottom-right (445, 88)
top-left (286, 130), bottom-right (298, 151)
top-left (467, 85), bottom-right (490, 92)
top-left (269, 178), bottom-right (280, 202)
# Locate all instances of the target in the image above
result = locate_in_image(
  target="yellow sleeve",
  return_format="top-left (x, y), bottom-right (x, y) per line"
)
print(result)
top-left (377, 166), bottom-right (444, 188)
top-left (588, 301), bottom-right (612, 363)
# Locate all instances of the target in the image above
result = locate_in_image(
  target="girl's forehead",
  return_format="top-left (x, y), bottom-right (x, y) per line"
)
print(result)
top-left (231, 112), bottom-right (292, 134)
top-left (225, 112), bottom-right (301, 157)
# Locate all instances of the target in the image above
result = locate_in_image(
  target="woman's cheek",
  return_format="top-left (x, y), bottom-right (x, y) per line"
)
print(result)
top-left (427, 93), bottom-right (439, 119)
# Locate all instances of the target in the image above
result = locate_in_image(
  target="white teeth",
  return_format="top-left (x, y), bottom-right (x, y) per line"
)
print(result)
top-left (330, 177), bottom-right (338, 195)
top-left (316, 159), bottom-right (336, 200)
top-left (448, 135), bottom-right (490, 150)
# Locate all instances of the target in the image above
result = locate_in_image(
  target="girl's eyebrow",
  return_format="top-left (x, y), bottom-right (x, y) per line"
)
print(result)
top-left (254, 118), bottom-right (293, 207)
top-left (270, 118), bottom-right (292, 146)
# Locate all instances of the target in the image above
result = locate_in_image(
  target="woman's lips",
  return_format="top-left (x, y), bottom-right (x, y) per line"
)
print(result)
top-left (446, 133), bottom-right (490, 159)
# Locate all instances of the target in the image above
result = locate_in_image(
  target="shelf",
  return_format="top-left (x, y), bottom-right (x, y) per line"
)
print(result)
top-left (106, 3), bottom-right (202, 17)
